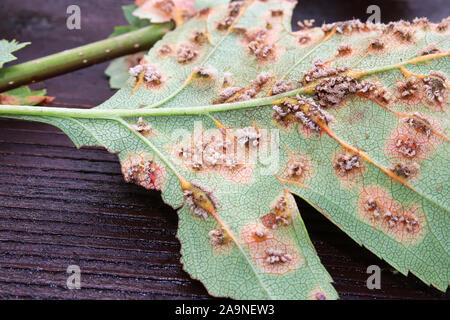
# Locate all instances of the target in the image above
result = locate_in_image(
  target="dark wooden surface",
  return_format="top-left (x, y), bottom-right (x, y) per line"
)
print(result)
top-left (0, 0), bottom-right (449, 300)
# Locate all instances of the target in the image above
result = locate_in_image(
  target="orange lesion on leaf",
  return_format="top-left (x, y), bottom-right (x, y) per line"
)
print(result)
top-left (308, 287), bottom-right (328, 300)
top-left (121, 152), bottom-right (166, 191)
top-left (320, 124), bottom-right (418, 192)
top-left (136, 0), bottom-right (196, 26)
top-left (169, 127), bottom-right (255, 184)
top-left (358, 185), bottom-right (426, 245)
top-left (281, 144), bottom-right (315, 185)
top-left (385, 116), bottom-right (445, 162)
top-left (241, 222), bottom-right (303, 275)
top-left (208, 226), bottom-right (234, 255)
top-left (332, 149), bottom-right (367, 189)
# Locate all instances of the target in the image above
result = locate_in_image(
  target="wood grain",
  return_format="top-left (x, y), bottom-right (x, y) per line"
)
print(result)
top-left (0, 0), bottom-right (448, 300)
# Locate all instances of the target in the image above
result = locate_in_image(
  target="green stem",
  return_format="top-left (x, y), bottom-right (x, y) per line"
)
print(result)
top-left (0, 23), bottom-right (173, 92)
top-left (0, 88), bottom-right (307, 119)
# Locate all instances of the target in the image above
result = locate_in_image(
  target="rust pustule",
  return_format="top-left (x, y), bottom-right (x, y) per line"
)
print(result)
top-left (182, 181), bottom-right (218, 219)
top-left (390, 162), bottom-right (420, 179)
top-left (273, 96), bottom-right (332, 132)
top-left (176, 43), bottom-right (198, 63)
top-left (217, 1), bottom-right (244, 30)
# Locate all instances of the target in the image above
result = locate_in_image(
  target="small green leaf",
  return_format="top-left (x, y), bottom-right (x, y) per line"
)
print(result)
top-left (0, 39), bottom-right (30, 68)
top-left (0, 86), bottom-right (53, 105)
top-left (0, 40), bottom-right (52, 105)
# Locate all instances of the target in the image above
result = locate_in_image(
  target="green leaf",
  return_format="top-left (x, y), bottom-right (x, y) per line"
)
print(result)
top-left (0, 39), bottom-right (29, 68)
top-left (0, 40), bottom-right (52, 105)
top-left (109, 5), bottom-right (151, 38)
top-left (1, 0), bottom-right (449, 298)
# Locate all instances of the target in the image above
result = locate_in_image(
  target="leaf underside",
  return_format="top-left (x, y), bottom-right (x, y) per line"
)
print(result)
top-left (2, 0), bottom-right (449, 299)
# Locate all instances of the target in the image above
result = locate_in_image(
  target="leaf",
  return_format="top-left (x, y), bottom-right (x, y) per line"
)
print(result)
top-left (105, 52), bottom-right (146, 89)
top-left (0, 39), bottom-right (29, 68)
top-left (0, 87), bottom-right (54, 105)
top-left (105, 1), bottom-right (226, 89)
top-left (0, 40), bottom-right (53, 105)
top-left (109, 5), bottom-right (151, 38)
top-left (1, 0), bottom-right (449, 298)
top-left (133, 0), bottom-right (197, 26)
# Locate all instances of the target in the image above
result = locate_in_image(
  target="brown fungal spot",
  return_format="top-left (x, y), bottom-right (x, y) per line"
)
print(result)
top-left (235, 88), bottom-right (257, 101)
top-left (216, 1), bottom-right (244, 30)
top-left (304, 59), bottom-right (348, 83)
top-left (176, 43), bottom-right (198, 63)
top-left (333, 152), bottom-right (361, 176)
top-left (405, 113), bottom-right (432, 137)
top-left (283, 153), bottom-right (314, 184)
top-left (157, 44), bottom-right (172, 56)
top-left (436, 17), bottom-right (450, 32)
top-left (143, 65), bottom-right (163, 84)
top-left (423, 71), bottom-right (447, 104)
top-left (193, 66), bottom-right (218, 81)
top-left (241, 222), bottom-right (302, 275)
top-left (129, 64), bottom-right (166, 89)
top-left (358, 186), bottom-right (425, 244)
top-left (333, 150), bottom-right (365, 188)
top-left (209, 227), bottom-right (227, 245)
top-left (298, 35), bottom-right (311, 45)
top-left (128, 64), bottom-right (145, 78)
top-left (315, 76), bottom-right (376, 108)
top-left (271, 9), bottom-right (283, 17)
top-left (251, 71), bottom-right (272, 90)
top-left (121, 154), bottom-right (165, 191)
top-left (153, 0), bottom-right (174, 14)
top-left (219, 86), bottom-right (242, 102)
top-left (133, 117), bottom-right (153, 135)
top-left (244, 29), bottom-right (274, 60)
top-left (419, 43), bottom-right (440, 56)
top-left (413, 17), bottom-right (430, 29)
top-left (337, 44), bottom-right (352, 56)
top-left (394, 135), bottom-right (419, 158)
top-left (309, 287), bottom-right (328, 300)
top-left (271, 80), bottom-right (293, 95)
top-left (248, 40), bottom-right (274, 59)
top-left (287, 160), bottom-right (305, 178)
top-left (386, 116), bottom-right (443, 161)
top-left (198, 7), bottom-right (211, 17)
top-left (172, 129), bottom-right (255, 184)
top-left (217, 71), bottom-right (272, 103)
top-left (322, 19), bottom-right (377, 35)
top-left (386, 21), bottom-right (415, 42)
top-left (269, 195), bottom-right (293, 227)
top-left (235, 126), bottom-right (261, 147)
top-left (369, 84), bottom-right (393, 104)
top-left (369, 39), bottom-right (385, 51)
top-left (190, 30), bottom-right (207, 45)
top-left (260, 213), bottom-right (278, 229)
top-left (396, 76), bottom-right (420, 99)
top-left (209, 227), bottom-right (234, 254)
top-left (222, 72), bottom-right (234, 87)
top-left (336, 19), bottom-right (370, 33)
top-left (273, 96), bottom-right (333, 133)
top-left (390, 162), bottom-right (420, 179)
top-left (265, 249), bottom-right (292, 264)
top-left (183, 182), bottom-right (218, 220)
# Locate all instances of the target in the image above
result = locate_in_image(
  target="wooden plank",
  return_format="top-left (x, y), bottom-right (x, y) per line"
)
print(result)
top-left (0, 0), bottom-right (448, 300)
